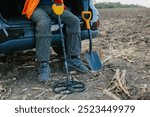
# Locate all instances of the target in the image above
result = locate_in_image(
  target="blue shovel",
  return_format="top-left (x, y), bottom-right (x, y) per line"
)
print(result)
top-left (82, 11), bottom-right (102, 72)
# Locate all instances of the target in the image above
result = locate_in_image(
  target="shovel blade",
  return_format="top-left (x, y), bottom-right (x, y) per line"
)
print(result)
top-left (84, 52), bottom-right (102, 71)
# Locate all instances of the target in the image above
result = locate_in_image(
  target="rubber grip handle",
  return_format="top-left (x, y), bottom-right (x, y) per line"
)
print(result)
top-left (81, 11), bottom-right (92, 29)
top-left (52, 4), bottom-right (64, 15)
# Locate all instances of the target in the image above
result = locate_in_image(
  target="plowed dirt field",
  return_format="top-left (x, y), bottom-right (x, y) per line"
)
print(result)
top-left (0, 8), bottom-right (150, 100)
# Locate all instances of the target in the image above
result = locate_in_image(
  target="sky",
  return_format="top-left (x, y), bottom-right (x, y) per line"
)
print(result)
top-left (95, 0), bottom-right (150, 7)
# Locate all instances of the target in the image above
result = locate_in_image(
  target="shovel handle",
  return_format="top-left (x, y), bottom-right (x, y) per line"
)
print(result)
top-left (52, 4), bottom-right (64, 15)
top-left (81, 11), bottom-right (92, 29)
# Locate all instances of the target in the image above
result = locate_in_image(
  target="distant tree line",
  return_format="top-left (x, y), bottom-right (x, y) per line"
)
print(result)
top-left (94, 2), bottom-right (144, 9)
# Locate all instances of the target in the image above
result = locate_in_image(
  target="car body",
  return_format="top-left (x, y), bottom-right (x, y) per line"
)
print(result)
top-left (0, 0), bottom-right (100, 55)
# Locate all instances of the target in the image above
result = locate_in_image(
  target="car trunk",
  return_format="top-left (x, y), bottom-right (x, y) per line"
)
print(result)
top-left (64, 0), bottom-right (89, 17)
top-left (0, 0), bottom-right (24, 19)
top-left (0, 0), bottom-right (89, 20)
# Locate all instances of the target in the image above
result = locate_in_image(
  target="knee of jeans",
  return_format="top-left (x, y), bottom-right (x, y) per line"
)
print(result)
top-left (73, 17), bottom-right (80, 25)
top-left (37, 20), bottom-right (51, 28)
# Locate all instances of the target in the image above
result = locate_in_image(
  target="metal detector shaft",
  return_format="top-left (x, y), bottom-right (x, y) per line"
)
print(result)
top-left (52, 4), bottom-right (86, 94)
top-left (57, 16), bottom-right (69, 85)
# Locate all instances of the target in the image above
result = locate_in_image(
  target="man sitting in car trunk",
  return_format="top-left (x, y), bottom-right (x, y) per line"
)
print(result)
top-left (22, 0), bottom-right (89, 82)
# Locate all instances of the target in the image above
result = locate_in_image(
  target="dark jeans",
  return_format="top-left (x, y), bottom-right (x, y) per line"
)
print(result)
top-left (31, 6), bottom-right (81, 62)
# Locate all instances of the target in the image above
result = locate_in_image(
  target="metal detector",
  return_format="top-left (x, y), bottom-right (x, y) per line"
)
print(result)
top-left (51, 4), bottom-right (86, 94)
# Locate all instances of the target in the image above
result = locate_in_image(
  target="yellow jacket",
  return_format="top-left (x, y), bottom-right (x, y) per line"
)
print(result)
top-left (22, 0), bottom-right (64, 19)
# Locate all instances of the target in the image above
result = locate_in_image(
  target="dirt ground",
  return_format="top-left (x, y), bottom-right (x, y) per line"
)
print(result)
top-left (0, 8), bottom-right (150, 100)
